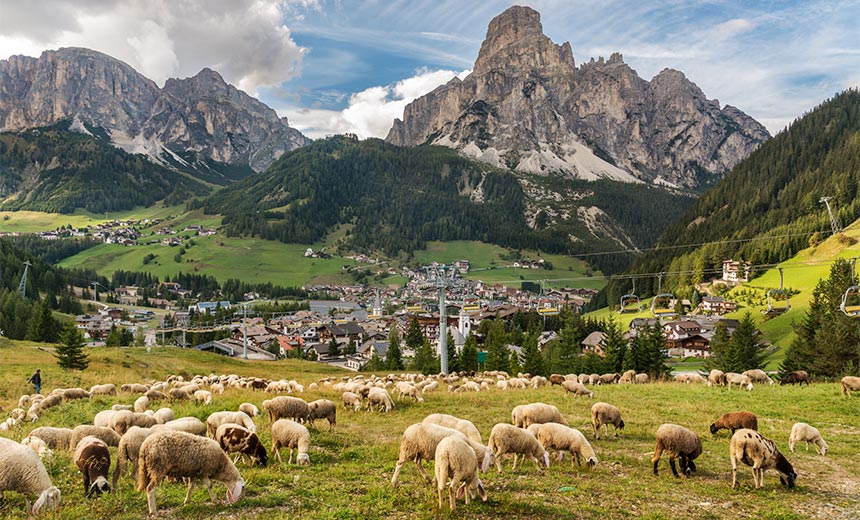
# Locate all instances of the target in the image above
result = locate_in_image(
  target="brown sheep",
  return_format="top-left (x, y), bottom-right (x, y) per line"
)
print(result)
top-left (710, 411), bottom-right (757, 435)
top-left (73, 436), bottom-right (111, 497)
top-left (779, 370), bottom-right (809, 386)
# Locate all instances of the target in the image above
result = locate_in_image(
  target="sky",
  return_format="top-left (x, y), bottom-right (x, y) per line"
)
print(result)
top-left (1, 0), bottom-right (858, 139)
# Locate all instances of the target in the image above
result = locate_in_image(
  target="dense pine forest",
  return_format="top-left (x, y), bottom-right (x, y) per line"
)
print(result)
top-left (0, 121), bottom-right (209, 213)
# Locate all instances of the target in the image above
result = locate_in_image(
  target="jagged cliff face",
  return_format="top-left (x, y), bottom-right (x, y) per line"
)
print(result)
top-left (387, 6), bottom-right (769, 190)
top-left (0, 48), bottom-right (309, 174)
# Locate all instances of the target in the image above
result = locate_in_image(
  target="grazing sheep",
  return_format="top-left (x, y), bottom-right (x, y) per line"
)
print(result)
top-left (561, 380), bottom-right (594, 398)
top-left (89, 384), bottom-right (117, 397)
top-left (206, 411), bottom-right (256, 438)
top-left (20, 437), bottom-right (52, 459)
top-left (113, 426), bottom-right (159, 489)
top-left (707, 369), bottom-right (726, 387)
top-left (422, 413), bottom-right (483, 444)
top-left (488, 423), bottom-right (550, 472)
top-left (743, 369), bottom-right (775, 385)
top-left (841, 376), bottom-right (860, 397)
top-left (634, 373), bottom-right (649, 384)
top-left (390, 423), bottom-right (493, 485)
top-left (168, 388), bottom-right (192, 401)
top-left (367, 387), bottom-right (395, 412)
top-left (215, 423), bottom-right (268, 467)
top-left (421, 381), bottom-right (439, 393)
top-left (111, 404), bottom-right (132, 411)
top-left (710, 411), bottom-right (758, 435)
top-left (121, 383), bottom-right (149, 394)
top-left (307, 399), bottom-right (337, 431)
top-left (588, 374), bottom-right (601, 385)
top-left (69, 425), bottom-right (121, 451)
top-left (651, 424), bottom-right (702, 478)
top-left (193, 390), bottom-right (213, 405)
top-left (780, 370), bottom-right (809, 386)
top-left (342, 391), bottom-right (362, 411)
top-left (144, 389), bottom-right (168, 401)
top-left (531, 376), bottom-right (548, 388)
top-left (18, 395), bottom-right (32, 409)
top-left (134, 395), bottom-right (150, 413)
top-left (93, 409), bottom-right (118, 428)
top-left (138, 429), bottom-right (244, 514)
top-left (163, 417), bottom-right (207, 436)
top-left (619, 370), bottom-right (636, 384)
top-left (262, 396), bottom-right (310, 423)
top-left (725, 372), bottom-right (754, 391)
top-left (598, 373), bottom-right (620, 385)
top-left (591, 402), bottom-right (625, 439)
top-left (211, 382), bottom-right (225, 394)
top-left (536, 423), bottom-right (598, 468)
top-left (789, 423), bottom-right (828, 455)
top-left (270, 419), bottom-right (311, 465)
top-left (28, 426), bottom-right (74, 450)
top-left (238, 403), bottom-right (259, 418)
top-left (153, 407), bottom-right (174, 424)
top-left (434, 436), bottom-right (488, 511)
top-left (519, 403), bottom-right (568, 428)
top-left (730, 429), bottom-right (797, 489)
top-left (73, 436), bottom-right (111, 497)
top-left (549, 374), bottom-right (565, 386)
top-left (61, 388), bottom-right (91, 401)
top-left (0, 437), bottom-right (61, 515)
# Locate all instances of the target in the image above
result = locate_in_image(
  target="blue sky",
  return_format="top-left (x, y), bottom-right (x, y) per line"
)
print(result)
top-left (1, 0), bottom-right (858, 138)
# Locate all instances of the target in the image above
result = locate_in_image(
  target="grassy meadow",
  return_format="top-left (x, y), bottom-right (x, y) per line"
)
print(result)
top-left (0, 339), bottom-right (858, 519)
top-left (0, 205), bottom-right (185, 234)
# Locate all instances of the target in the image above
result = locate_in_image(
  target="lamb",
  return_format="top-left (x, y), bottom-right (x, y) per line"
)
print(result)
top-left (0, 437), bottom-right (61, 515)
top-left (707, 369), bottom-right (726, 387)
top-left (561, 379), bottom-right (594, 398)
top-left (434, 436), bottom-right (488, 511)
top-left (591, 402), bottom-right (625, 439)
top-left (215, 423), bottom-right (268, 467)
top-left (113, 426), bottom-right (160, 489)
top-left (710, 411), bottom-right (758, 435)
top-left (730, 428), bottom-right (797, 489)
top-left (206, 411), bottom-right (257, 438)
top-left (651, 424), bottom-right (702, 478)
top-left (535, 423), bottom-right (598, 468)
top-left (193, 390), bottom-right (213, 405)
top-left (342, 391), bottom-right (362, 411)
top-left (488, 423), bottom-right (550, 472)
top-left (262, 396), bottom-right (310, 423)
top-left (73, 436), bottom-right (111, 497)
top-left (840, 376), bottom-right (860, 396)
top-left (390, 423), bottom-right (493, 485)
top-left (270, 419), bottom-right (311, 465)
top-left (518, 403), bottom-right (568, 428)
top-left (89, 384), bottom-right (117, 396)
top-left (367, 387), bottom-right (395, 412)
top-left (163, 417), bottom-right (207, 436)
top-left (789, 422), bottom-right (828, 455)
top-left (69, 425), bottom-right (121, 451)
top-left (134, 395), bottom-right (150, 413)
top-left (307, 399), bottom-right (337, 431)
top-left (421, 380), bottom-right (439, 393)
top-left (422, 413), bottom-right (483, 444)
top-left (137, 429), bottom-right (244, 514)
top-left (28, 426), bottom-right (74, 450)
top-left (238, 402), bottom-right (259, 418)
top-left (743, 369), bottom-right (775, 385)
top-left (780, 370), bottom-right (810, 386)
top-left (725, 372), bottom-right (754, 391)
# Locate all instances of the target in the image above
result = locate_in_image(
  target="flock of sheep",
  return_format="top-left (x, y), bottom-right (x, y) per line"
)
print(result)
top-left (0, 367), bottom-right (850, 515)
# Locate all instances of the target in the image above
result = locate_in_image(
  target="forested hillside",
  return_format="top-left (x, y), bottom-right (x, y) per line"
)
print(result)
top-left (596, 89), bottom-right (860, 306)
top-left (0, 121), bottom-right (209, 213)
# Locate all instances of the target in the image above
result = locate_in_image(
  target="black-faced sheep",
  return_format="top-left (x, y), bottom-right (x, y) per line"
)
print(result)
top-left (779, 370), bottom-right (809, 386)
top-left (730, 428), bottom-right (796, 489)
top-left (535, 423), bottom-right (597, 468)
top-left (651, 424), bottom-right (702, 478)
top-left (841, 376), bottom-right (860, 397)
top-left (206, 411), bottom-right (256, 438)
top-left (307, 399), bottom-right (337, 431)
top-left (434, 436), bottom-right (488, 511)
top-left (591, 402), bottom-right (624, 439)
top-left (216, 423), bottom-right (268, 467)
top-left (271, 419), bottom-right (311, 465)
top-left (262, 396), bottom-right (310, 423)
top-left (488, 423), bottom-right (550, 473)
top-left (709, 411), bottom-right (757, 435)
top-left (73, 436), bottom-right (111, 497)
top-left (138, 429), bottom-right (244, 514)
top-left (391, 423), bottom-right (493, 486)
top-left (789, 422), bottom-right (828, 455)
top-left (0, 437), bottom-right (61, 515)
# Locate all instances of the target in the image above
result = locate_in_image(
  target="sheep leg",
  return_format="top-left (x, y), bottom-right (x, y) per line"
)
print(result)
top-left (415, 460), bottom-right (432, 483)
top-left (731, 457), bottom-right (738, 489)
top-left (289, 448), bottom-right (295, 465)
top-left (391, 460), bottom-right (406, 485)
top-left (512, 453), bottom-right (519, 471)
top-left (651, 446), bottom-right (663, 475)
top-left (202, 477), bottom-right (217, 503)
top-left (789, 439), bottom-right (795, 452)
top-left (494, 454), bottom-right (503, 473)
top-left (84, 473), bottom-right (92, 497)
top-left (146, 485), bottom-right (159, 514)
top-left (184, 478), bottom-right (196, 504)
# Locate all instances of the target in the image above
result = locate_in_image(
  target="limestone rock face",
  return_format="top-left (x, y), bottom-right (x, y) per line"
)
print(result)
top-left (387, 6), bottom-right (768, 189)
top-left (0, 47), bottom-right (310, 173)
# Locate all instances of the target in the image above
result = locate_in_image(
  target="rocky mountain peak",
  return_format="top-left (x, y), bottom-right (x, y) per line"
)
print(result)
top-left (474, 5), bottom-right (574, 73)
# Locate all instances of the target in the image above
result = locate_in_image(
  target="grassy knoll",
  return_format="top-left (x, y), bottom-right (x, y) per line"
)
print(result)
top-left (0, 339), bottom-right (858, 519)
top-left (0, 204), bottom-right (185, 233)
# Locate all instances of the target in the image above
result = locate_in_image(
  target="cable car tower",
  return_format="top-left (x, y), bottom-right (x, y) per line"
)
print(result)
top-left (820, 196), bottom-right (841, 234)
top-left (762, 267), bottom-right (791, 315)
top-left (18, 261), bottom-right (32, 297)
top-left (422, 264), bottom-right (462, 375)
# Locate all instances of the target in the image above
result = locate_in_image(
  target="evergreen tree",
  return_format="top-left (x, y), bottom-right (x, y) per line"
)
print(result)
top-left (120, 327), bottom-right (134, 346)
top-left (387, 328), bottom-right (404, 370)
top-left (460, 334), bottom-right (479, 372)
top-left (105, 324), bottom-right (122, 347)
top-left (705, 322), bottom-right (732, 371)
top-left (551, 313), bottom-right (585, 374)
top-left (133, 329), bottom-right (146, 347)
top-left (27, 298), bottom-right (58, 343)
top-left (644, 324), bottom-right (670, 378)
top-left (484, 319), bottom-right (510, 372)
top-left (520, 328), bottom-right (545, 376)
top-left (445, 331), bottom-right (460, 373)
top-left (730, 312), bottom-right (768, 371)
top-left (328, 337), bottom-right (341, 357)
top-left (405, 317), bottom-right (423, 350)
top-left (55, 324), bottom-right (89, 370)
top-left (602, 315), bottom-right (627, 373)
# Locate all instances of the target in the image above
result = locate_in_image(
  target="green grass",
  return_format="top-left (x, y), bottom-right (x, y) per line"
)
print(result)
top-left (1, 338), bottom-right (858, 519)
top-left (0, 204), bottom-right (185, 233)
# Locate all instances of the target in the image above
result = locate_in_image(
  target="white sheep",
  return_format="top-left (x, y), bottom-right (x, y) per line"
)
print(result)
top-left (422, 380), bottom-right (439, 393)
top-left (840, 376), bottom-right (860, 396)
top-left (307, 399), bottom-right (337, 431)
top-left (238, 403), bottom-right (259, 418)
top-left (89, 384), bottom-right (117, 396)
top-left (708, 369), bottom-right (726, 387)
top-left (20, 437), bottom-right (52, 460)
top-left (561, 379), bottom-right (594, 398)
top-left (153, 407), bottom-right (175, 424)
top-left (113, 425), bottom-right (159, 489)
top-left (651, 424), bottom-right (702, 478)
top-left (634, 373), bottom-right (649, 384)
top-left (422, 413), bottom-right (483, 444)
top-left (434, 436), bottom-right (488, 510)
top-left (725, 372), bottom-right (754, 391)
top-left (163, 417), bottom-right (207, 436)
top-left (270, 419), bottom-right (311, 465)
top-left (789, 422), bottom-right (828, 455)
top-left (68, 425), bottom-right (121, 451)
top-left (390, 423), bottom-right (493, 486)
top-left (730, 428), bottom-right (797, 489)
top-left (488, 423), bottom-right (550, 473)
top-left (367, 387), bottom-right (395, 412)
top-left (194, 390), bottom-right (213, 405)
top-left (591, 402), bottom-right (625, 439)
top-left (138, 429), bottom-right (244, 514)
top-left (73, 436), bottom-right (111, 497)
top-left (262, 396), bottom-right (310, 422)
top-left (536, 423), bottom-right (598, 468)
top-left (0, 437), bottom-right (61, 515)
top-left (27, 426), bottom-right (73, 450)
top-left (743, 369), bottom-right (775, 385)
top-left (134, 395), bottom-right (150, 413)
top-left (517, 403), bottom-right (568, 428)
top-left (206, 411), bottom-right (256, 438)
top-left (342, 391), bottom-right (362, 411)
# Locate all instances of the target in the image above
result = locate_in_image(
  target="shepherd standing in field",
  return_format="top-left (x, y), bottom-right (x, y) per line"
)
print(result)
top-left (28, 368), bottom-right (41, 394)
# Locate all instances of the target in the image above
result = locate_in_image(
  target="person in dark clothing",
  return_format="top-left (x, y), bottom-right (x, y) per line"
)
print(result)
top-left (28, 369), bottom-right (41, 394)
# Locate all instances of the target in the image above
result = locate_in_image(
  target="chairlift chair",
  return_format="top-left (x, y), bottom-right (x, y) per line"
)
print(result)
top-left (762, 267), bottom-right (791, 316)
top-left (649, 273), bottom-right (677, 319)
top-left (840, 259), bottom-right (860, 317)
top-left (619, 278), bottom-right (641, 314)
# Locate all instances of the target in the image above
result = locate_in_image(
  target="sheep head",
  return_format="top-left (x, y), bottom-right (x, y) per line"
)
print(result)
top-left (87, 476), bottom-right (110, 497)
top-left (297, 453), bottom-right (310, 466)
top-left (226, 478), bottom-right (245, 504)
top-left (31, 486), bottom-right (61, 515)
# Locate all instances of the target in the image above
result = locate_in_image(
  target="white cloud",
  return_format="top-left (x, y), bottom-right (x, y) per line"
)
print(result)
top-left (279, 67), bottom-right (470, 139)
top-left (710, 18), bottom-right (755, 40)
top-left (0, 0), bottom-right (308, 93)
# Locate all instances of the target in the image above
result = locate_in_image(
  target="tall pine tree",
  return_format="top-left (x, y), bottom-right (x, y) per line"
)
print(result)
top-left (55, 324), bottom-right (89, 370)
top-left (386, 328), bottom-right (404, 370)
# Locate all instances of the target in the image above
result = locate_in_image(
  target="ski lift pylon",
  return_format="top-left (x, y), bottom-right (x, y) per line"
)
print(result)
top-left (762, 267), bottom-right (791, 316)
